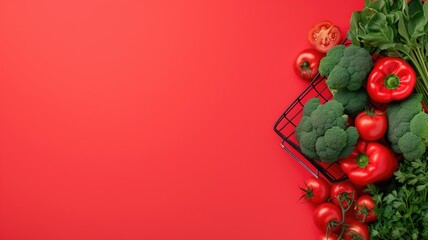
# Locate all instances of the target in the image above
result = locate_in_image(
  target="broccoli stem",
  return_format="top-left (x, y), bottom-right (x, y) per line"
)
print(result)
top-left (356, 154), bottom-right (369, 168)
top-left (384, 74), bottom-right (400, 90)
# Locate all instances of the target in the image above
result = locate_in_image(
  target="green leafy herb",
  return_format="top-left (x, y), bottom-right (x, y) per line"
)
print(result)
top-left (366, 152), bottom-right (428, 239)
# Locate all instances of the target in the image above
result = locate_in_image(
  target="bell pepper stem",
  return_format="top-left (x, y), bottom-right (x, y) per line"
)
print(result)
top-left (356, 154), bottom-right (369, 168)
top-left (384, 74), bottom-right (400, 90)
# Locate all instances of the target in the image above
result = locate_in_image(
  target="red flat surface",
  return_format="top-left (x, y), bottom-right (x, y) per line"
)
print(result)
top-left (0, 1), bottom-right (363, 239)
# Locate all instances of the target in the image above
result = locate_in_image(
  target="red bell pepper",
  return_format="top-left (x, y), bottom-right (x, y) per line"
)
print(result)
top-left (367, 57), bottom-right (416, 103)
top-left (340, 140), bottom-right (398, 186)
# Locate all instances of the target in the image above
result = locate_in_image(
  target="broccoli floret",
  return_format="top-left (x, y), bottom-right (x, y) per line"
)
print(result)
top-left (410, 111), bottom-right (428, 145)
top-left (323, 99), bottom-right (346, 116)
top-left (393, 94), bottom-right (423, 121)
top-left (388, 122), bottom-right (410, 153)
top-left (316, 126), bottom-right (347, 163)
top-left (302, 98), bottom-right (320, 117)
top-left (386, 93), bottom-right (422, 127)
top-left (344, 50), bottom-right (374, 90)
top-left (299, 131), bottom-right (318, 160)
top-left (310, 101), bottom-right (346, 136)
top-left (387, 94), bottom-right (423, 142)
top-left (387, 94), bottom-right (428, 160)
top-left (295, 98), bottom-right (359, 163)
top-left (319, 45), bottom-right (373, 91)
top-left (319, 45), bottom-right (346, 76)
top-left (295, 116), bottom-right (311, 140)
top-left (333, 88), bottom-right (369, 116)
top-left (339, 126), bottom-right (359, 158)
top-left (326, 66), bottom-right (350, 90)
top-left (398, 132), bottom-right (426, 161)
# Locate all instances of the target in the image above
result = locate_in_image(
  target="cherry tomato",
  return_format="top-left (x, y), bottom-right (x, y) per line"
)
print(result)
top-left (294, 49), bottom-right (325, 81)
top-left (313, 202), bottom-right (343, 234)
top-left (330, 181), bottom-right (357, 209)
top-left (355, 109), bottom-right (387, 141)
top-left (308, 21), bottom-right (341, 53)
top-left (319, 233), bottom-right (338, 240)
top-left (344, 219), bottom-right (370, 240)
top-left (299, 177), bottom-right (330, 204)
top-left (354, 195), bottom-right (377, 223)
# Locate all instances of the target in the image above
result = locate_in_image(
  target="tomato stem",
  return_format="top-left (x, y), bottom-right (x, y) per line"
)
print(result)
top-left (299, 61), bottom-right (310, 70)
top-left (298, 183), bottom-right (314, 201)
top-left (299, 61), bottom-right (312, 78)
top-left (336, 191), bottom-right (356, 240)
top-left (356, 203), bottom-right (370, 223)
top-left (362, 107), bottom-right (386, 118)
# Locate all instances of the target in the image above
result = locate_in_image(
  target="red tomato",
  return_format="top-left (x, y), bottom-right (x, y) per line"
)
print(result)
top-left (330, 181), bottom-right (357, 209)
top-left (344, 219), bottom-right (370, 240)
top-left (313, 202), bottom-right (343, 234)
top-left (299, 177), bottom-right (330, 204)
top-left (319, 233), bottom-right (338, 240)
top-left (355, 110), bottom-right (387, 141)
top-left (354, 195), bottom-right (377, 223)
top-left (308, 21), bottom-right (341, 53)
top-left (294, 48), bottom-right (325, 81)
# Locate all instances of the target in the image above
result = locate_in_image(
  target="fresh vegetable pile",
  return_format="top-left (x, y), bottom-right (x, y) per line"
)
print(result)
top-left (289, 1), bottom-right (428, 239)
top-left (348, 0), bottom-right (428, 106)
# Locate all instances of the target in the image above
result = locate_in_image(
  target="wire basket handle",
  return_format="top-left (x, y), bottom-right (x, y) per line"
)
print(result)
top-left (281, 140), bottom-right (320, 178)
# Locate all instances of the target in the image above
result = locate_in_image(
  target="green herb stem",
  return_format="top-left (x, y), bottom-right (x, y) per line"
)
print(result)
top-left (404, 50), bottom-right (428, 106)
top-left (414, 47), bottom-right (428, 88)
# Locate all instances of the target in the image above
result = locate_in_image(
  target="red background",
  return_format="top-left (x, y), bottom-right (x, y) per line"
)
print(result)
top-left (0, 1), bottom-right (363, 239)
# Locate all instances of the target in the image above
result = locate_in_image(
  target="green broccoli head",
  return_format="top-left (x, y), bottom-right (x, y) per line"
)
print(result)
top-left (296, 115), bottom-right (312, 144)
top-left (315, 126), bottom-right (347, 163)
top-left (388, 122), bottom-right (410, 153)
top-left (398, 132), bottom-right (426, 161)
top-left (295, 98), bottom-right (359, 163)
top-left (346, 53), bottom-right (374, 90)
top-left (310, 100), bottom-right (346, 136)
top-left (323, 99), bottom-right (345, 115)
top-left (321, 45), bottom-right (373, 91)
top-left (387, 94), bottom-right (427, 160)
top-left (296, 98), bottom-right (321, 143)
top-left (333, 88), bottom-right (369, 116)
top-left (299, 131), bottom-right (319, 160)
top-left (386, 94), bottom-right (422, 125)
top-left (410, 111), bottom-right (428, 145)
top-left (387, 94), bottom-right (424, 153)
top-left (339, 126), bottom-right (359, 158)
top-left (390, 94), bottom-right (423, 126)
top-left (302, 98), bottom-right (320, 117)
top-left (326, 66), bottom-right (350, 90)
top-left (319, 45), bottom-right (346, 76)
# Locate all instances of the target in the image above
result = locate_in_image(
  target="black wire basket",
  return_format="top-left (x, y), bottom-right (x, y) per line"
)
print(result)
top-left (273, 75), bottom-right (348, 183)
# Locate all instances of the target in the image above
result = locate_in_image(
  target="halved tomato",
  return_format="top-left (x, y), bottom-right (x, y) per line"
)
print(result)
top-left (308, 21), bottom-right (341, 53)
